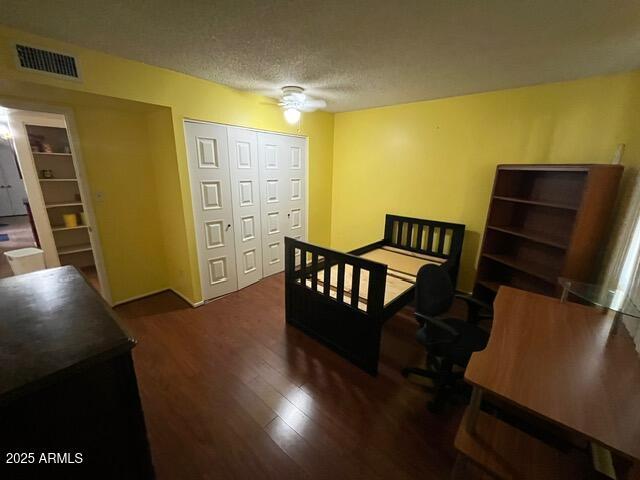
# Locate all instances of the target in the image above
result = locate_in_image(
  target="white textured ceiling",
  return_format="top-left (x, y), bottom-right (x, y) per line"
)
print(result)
top-left (2, 1), bottom-right (640, 112)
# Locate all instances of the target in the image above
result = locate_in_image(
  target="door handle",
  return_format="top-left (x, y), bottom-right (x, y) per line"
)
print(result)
top-left (226, 224), bottom-right (232, 231)
top-left (0, 185), bottom-right (5, 188)
top-left (287, 213), bottom-right (291, 218)
top-left (6, 185), bottom-right (11, 188)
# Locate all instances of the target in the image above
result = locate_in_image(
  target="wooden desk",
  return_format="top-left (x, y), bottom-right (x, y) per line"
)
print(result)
top-left (0, 266), bottom-right (154, 479)
top-left (455, 287), bottom-right (640, 478)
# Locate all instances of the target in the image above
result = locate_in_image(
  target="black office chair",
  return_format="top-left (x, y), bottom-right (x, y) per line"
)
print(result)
top-left (402, 263), bottom-right (491, 412)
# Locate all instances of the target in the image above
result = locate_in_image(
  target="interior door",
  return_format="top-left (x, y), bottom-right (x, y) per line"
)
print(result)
top-left (258, 132), bottom-right (306, 276)
top-left (227, 127), bottom-right (263, 289)
top-left (184, 121), bottom-right (238, 300)
top-left (0, 161), bottom-right (12, 217)
top-left (0, 143), bottom-right (27, 216)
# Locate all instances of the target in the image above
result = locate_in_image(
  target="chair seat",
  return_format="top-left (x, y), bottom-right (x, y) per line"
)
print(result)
top-left (416, 318), bottom-right (489, 367)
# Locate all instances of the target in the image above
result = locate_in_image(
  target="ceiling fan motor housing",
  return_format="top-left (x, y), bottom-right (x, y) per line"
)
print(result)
top-left (279, 85), bottom-right (326, 112)
top-left (281, 86), bottom-right (306, 104)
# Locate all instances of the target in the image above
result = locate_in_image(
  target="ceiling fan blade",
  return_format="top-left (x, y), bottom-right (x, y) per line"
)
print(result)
top-left (298, 99), bottom-right (327, 112)
top-left (282, 92), bottom-right (306, 104)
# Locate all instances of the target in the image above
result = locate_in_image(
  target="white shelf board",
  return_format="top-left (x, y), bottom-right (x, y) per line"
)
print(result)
top-left (45, 202), bottom-right (83, 208)
top-left (57, 244), bottom-right (92, 255)
top-left (52, 225), bottom-right (89, 232)
top-left (32, 152), bottom-right (73, 157)
top-left (39, 178), bottom-right (78, 182)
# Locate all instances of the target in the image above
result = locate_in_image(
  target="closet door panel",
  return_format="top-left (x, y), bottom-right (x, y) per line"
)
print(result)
top-left (185, 121), bottom-right (238, 300)
top-left (258, 134), bottom-right (285, 277)
top-left (258, 133), bottom-right (306, 277)
top-left (227, 127), bottom-right (263, 289)
top-left (286, 139), bottom-right (306, 241)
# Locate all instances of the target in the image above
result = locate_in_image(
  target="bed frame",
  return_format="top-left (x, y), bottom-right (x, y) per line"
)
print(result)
top-left (284, 214), bottom-right (465, 375)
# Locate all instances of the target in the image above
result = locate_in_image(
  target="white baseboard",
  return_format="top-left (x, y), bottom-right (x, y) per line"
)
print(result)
top-left (111, 288), bottom-right (168, 307)
top-left (110, 287), bottom-right (204, 308)
top-left (171, 288), bottom-right (204, 307)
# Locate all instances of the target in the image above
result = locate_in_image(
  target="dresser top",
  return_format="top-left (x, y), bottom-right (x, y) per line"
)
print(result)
top-left (0, 266), bottom-right (134, 403)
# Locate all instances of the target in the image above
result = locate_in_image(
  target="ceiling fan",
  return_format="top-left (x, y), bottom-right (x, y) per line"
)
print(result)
top-left (278, 86), bottom-right (327, 124)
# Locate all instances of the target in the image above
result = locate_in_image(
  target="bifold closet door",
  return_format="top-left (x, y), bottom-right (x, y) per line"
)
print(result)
top-left (184, 121), bottom-right (238, 300)
top-left (227, 127), bottom-right (264, 289)
top-left (258, 132), bottom-right (306, 277)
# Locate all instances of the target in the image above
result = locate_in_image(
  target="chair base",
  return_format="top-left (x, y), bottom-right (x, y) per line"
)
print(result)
top-left (401, 366), bottom-right (434, 378)
top-left (402, 364), bottom-right (467, 412)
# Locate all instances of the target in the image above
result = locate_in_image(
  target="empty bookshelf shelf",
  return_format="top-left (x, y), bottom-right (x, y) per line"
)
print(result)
top-left (39, 178), bottom-right (78, 182)
top-left (492, 195), bottom-right (579, 211)
top-left (31, 152), bottom-right (73, 157)
top-left (45, 202), bottom-right (83, 208)
top-left (57, 244), bottom-right (92, 255)
top-left (52, 225), bottom-right (89, 232)
top-left (482, 253), bottom-right (557, 284)
top-left (486, 225), bottom-right (569, 249)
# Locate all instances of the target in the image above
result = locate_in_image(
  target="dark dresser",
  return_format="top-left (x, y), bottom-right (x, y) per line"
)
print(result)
top-left (0, 266), bottom-right (154, 479)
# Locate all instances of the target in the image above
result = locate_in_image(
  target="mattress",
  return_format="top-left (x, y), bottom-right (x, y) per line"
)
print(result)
top-left (302, 247), bottom-right (444, 310)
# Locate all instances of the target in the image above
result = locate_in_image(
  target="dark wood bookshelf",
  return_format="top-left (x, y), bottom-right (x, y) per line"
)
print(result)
top-left (474, 164), bottom-right (623, 301)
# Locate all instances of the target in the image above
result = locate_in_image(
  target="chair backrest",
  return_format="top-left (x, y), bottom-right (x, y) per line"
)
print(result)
top-left (415, 264), bottom-right (454, 318)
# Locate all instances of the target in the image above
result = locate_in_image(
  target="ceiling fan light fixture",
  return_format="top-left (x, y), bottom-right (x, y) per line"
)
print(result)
top-left (284, 107), bottom-right (301, 124)
top-left (279, 86), bottom-right (326, 123)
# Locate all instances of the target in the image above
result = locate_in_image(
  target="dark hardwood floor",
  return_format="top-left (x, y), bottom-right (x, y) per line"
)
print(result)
top-left (116, 273), bottom-right (464, 480)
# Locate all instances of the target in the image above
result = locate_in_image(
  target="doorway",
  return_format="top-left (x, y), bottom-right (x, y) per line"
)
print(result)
top-left (1, 106), bottom-right (107, 297)
top-left (0, 123), bottom-right (35, 278)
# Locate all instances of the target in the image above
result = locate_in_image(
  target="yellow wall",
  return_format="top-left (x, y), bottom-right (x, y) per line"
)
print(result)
top-left (332, 72), bottom-right (640, 292)
top-left (0, 26), bottom-right (334, 303)
top-left (146, 108), bottom-right (189, 299)
top-left (73, 104), bottom-right (170, 301)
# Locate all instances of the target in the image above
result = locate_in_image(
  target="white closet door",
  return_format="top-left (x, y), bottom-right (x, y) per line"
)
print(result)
top-left (227, 127), bottom-right (263, 289)
top-left (258, 132), bottom-right (306, 277)
top-left (185, 121), bottom-right (238, 300)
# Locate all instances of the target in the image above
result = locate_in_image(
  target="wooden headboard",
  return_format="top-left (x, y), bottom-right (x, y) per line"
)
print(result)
top-left (383, 214), bottom-right (465, 281)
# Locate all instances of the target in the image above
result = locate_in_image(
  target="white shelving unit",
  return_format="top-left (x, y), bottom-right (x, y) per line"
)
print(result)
top-left (26, 123), bottom-right (95, 269)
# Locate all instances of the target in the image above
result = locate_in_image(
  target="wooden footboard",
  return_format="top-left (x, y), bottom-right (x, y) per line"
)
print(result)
top-left (284, 237), bottom-right (387, 374)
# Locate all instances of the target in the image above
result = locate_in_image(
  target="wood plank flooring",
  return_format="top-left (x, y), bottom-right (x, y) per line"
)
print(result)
top-left (116, 274), bottom-right (463, 480)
